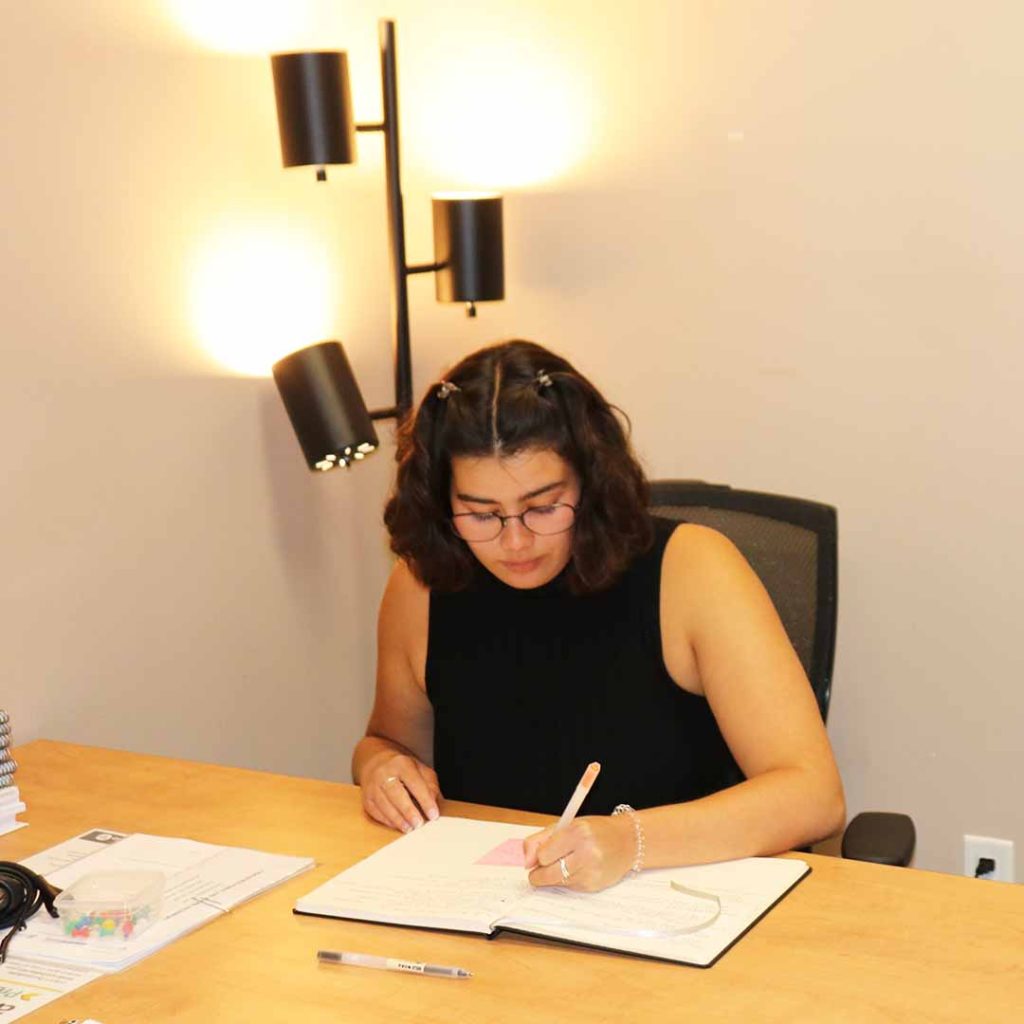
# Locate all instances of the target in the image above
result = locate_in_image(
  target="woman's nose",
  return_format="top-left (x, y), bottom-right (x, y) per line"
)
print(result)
top-left (499, 516), bottom-right (532, 551)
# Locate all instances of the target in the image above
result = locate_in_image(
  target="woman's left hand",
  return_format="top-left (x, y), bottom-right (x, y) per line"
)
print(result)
top-left (523, 814), bottom-right (636, 892)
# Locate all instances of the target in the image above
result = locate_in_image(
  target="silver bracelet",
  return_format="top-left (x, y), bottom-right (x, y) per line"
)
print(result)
top-left (612, 803), bottom-right (646, 875)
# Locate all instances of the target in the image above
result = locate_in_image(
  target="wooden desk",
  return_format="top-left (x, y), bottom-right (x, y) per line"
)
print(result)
top-left (4, 741), bottom-right (1022, 1022)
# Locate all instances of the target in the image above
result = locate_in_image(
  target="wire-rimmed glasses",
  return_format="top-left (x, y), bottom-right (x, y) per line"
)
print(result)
top-left (450, 503), bottom-right (577, 543)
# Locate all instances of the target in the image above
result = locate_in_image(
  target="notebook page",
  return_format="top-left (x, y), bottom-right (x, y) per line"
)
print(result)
top-left (498, 857), bottom-right (809, 966)
top-left (295, 817), bottom-right (536, 932)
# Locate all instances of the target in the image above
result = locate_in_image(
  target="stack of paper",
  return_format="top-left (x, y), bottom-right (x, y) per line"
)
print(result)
top-left (12, 829), bottom-right (315, 972)
top-left (0, 708), bottom-right (26, 836)
top-left (0, 829), bottom-right (314, 1020)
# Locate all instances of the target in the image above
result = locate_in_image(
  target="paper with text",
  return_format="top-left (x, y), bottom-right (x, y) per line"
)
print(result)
top-left (12, 829), bottom-right (314, 972)
top-left (0, 955), bottom-right (102, 1021)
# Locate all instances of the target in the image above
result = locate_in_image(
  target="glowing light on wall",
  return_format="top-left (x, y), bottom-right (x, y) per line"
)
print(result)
top-left (166, 0), bottom-right (316, 54)
top-left (189, 224), bottom-right (334, 377)
top-left (412, 46), bottom-right (594, 189)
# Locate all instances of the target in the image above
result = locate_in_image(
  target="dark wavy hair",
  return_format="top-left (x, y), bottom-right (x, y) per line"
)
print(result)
top-left (384, 340), bottom-right (653, 593)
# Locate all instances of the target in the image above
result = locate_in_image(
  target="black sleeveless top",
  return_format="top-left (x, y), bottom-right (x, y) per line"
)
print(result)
top-left (426, 517), bottom-right (740, 816)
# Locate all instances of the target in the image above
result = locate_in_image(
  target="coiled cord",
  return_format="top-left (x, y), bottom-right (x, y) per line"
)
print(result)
top-left (0, 861), bottom-right (61, 962)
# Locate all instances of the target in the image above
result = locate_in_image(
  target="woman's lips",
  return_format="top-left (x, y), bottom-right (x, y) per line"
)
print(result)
top-left (500, 557), bottom-right (543, 574)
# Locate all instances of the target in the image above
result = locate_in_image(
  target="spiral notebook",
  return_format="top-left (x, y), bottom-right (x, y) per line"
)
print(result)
top-left (294, 816), bottom-right (809, 968)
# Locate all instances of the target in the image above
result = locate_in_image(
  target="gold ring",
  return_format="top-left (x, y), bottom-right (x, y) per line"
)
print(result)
top-left (384, 775), bottom-right (400, 785)
top-left (559, 856), bottom-right (570, 883)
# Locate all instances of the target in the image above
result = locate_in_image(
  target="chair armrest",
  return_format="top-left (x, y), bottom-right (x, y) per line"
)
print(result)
top-left (841, 811), bottom-right (916, 867)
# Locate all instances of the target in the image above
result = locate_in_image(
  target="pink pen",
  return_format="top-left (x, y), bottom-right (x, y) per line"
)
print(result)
top-left (555, 761), bottom-right (601, 831)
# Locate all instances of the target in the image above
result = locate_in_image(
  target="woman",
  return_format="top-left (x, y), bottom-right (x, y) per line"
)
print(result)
top-left (352, 340), bottom-right (844, 892)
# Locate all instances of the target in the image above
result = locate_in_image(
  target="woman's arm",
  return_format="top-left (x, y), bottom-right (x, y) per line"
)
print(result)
top-left (526, 524), bottom-right (846, 890)
top-left (352, 559), bottom-right (441, 832)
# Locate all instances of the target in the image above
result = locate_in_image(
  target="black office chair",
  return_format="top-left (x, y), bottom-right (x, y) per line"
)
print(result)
top-left (648, 480), bottom-right (915, 867)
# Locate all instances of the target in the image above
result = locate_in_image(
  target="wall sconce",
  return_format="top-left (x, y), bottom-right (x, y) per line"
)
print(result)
top-left (268, 19), bottom-right (505, 471)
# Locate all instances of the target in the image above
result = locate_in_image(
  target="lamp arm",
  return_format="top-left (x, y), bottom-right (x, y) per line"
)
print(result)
top-left (377, 18), bottom-right (415, 423)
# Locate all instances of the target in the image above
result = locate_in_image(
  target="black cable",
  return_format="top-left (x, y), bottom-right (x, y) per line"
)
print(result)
top-left (0, 861), bottom-right (62, 962)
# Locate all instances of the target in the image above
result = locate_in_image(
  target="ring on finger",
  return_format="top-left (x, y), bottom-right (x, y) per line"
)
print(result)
top-left (384, 775), bottom-right (400, 785)
top-left (559, 856), bottom-right (570, 883)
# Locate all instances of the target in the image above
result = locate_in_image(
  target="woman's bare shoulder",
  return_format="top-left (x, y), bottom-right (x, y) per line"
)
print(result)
top-left (385, 557), bottom-right (430, 598)
top-left (382, 557), bottom-right (430, 610)
top-left (662, 521), bottom-right (747, 578)
top-left (378, 559), bottom-right (430, 686)
top-left (662, 520), bottom-right (770, 616)
top-left (659, 522), bottom-right (772, 694)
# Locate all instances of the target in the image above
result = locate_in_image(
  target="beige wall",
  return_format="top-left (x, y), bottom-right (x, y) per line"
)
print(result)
top-left (2, 1), bottom-right (1020, 876)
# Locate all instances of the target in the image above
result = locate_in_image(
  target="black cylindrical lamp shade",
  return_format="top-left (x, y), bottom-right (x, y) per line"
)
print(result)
top-left (432, 194), bottom-right (504, 303)
top-left (272, 341), bottom-right (379, 471)
top-left (271, 52), bottom-right (357, 168)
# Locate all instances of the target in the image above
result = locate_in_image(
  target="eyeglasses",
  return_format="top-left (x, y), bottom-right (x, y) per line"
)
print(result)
top-left (450, 503), bottom-right (577, 542)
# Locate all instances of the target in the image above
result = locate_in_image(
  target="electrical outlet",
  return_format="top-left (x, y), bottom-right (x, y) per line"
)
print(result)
top-left (963, 835), bottom-right (1015, 882)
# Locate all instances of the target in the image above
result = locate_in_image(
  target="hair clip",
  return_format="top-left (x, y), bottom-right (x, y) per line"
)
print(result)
top-left (535, 370), bottom-right (554, 389)
top-left (436, 380), bottom-right (461, 400)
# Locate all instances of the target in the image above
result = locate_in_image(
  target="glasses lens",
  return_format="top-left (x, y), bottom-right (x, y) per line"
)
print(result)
top-left (451, 513), bottom-right (501, 541)
top-left (522, 503), bottom-right (576, 535)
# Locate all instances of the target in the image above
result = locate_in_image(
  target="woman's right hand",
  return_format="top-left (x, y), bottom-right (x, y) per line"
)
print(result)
top-left (361, 751), bottom-right (442, 832)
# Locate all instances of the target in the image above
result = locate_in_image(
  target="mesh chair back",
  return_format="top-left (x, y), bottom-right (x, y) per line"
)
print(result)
top-left (648, 481), bottom-right (837, 722)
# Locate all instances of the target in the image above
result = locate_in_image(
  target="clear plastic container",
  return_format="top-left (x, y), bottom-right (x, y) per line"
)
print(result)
top-left (55, 870), bottom-right (164, 941)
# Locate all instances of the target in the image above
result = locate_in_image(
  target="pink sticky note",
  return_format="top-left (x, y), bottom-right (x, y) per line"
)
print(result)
top-left (476, 838), bottom-right (527, 867)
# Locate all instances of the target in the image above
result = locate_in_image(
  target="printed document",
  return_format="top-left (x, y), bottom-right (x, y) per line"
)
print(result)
top-left (11, 828), bottom-right (314, 973)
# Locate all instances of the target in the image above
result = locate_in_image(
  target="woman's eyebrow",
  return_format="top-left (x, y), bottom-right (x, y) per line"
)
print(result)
top-left (454, 480), bottom-right (566, 505)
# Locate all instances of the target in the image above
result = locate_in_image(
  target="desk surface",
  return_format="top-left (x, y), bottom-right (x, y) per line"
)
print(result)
top-left (4, 740), bottom-right (1023, 1022)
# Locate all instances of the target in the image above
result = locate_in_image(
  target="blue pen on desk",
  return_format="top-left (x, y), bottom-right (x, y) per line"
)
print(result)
top-left (318, 949), bottom-right (472, 979)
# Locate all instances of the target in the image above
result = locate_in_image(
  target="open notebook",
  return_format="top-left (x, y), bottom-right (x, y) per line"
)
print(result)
top-left (295, 817), bottom-right (809, 967)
